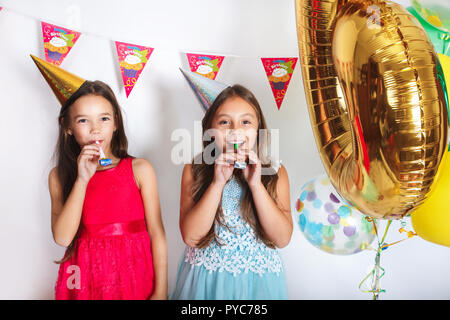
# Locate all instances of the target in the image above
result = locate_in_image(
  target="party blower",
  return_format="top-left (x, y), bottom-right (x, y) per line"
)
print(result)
top-left (233, 143), bottom-right (247, 169)
top-left (96, 141), bottom-right (112, 166)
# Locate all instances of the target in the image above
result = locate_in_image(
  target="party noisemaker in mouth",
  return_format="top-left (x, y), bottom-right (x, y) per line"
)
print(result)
top-left (233, 143), bottom-right (247, 169)
top-left (96, 141), bottom-right (112, 167)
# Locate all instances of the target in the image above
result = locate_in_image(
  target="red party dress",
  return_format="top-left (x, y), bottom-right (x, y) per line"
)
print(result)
top-left (54, 157), bottom-right (154, 300)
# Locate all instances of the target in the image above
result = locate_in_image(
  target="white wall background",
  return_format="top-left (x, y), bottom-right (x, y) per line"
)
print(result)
top-left (0, 0), bottom-right (449, 300)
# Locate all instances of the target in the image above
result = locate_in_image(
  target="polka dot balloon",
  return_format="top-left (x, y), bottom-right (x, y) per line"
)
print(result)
top-left (295, 175), bottom-right (377, 255)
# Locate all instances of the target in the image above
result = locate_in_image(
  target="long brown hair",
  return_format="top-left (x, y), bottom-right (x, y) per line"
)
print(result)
top-left (192, 84), bottom-right (279, 249)
top-left (54, 80), bottom-right (130, 264)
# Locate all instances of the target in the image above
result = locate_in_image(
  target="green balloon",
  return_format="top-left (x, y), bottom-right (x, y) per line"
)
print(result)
top-left (408, 5), bottom-right (450, 131)
top-left (407, 6), bottom-right (450, 56)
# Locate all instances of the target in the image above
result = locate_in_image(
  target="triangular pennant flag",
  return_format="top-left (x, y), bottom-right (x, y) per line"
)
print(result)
top-left (41, 21), bottom-right (81, 66)
top-left (179, 68), bottom-right (229, 112)
top-left (261, 57), bottom-right (298, 110)
top-left (186, 53), bottom-right (225, 80)
top-left (115, 41), bottom-right (154, 98)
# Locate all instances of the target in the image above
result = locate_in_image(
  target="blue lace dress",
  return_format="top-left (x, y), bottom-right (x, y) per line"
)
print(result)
top-left (170, 175), bottom-right (288, 300)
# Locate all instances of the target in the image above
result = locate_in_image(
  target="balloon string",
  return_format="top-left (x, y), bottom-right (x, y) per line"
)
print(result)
top-left (381, 220), bottom-right (392, 244)
top-left (359, 218), bottom-right (417, 299)
top-left (358, 219), bottom-right (388, 299)
top-left (358, 248), bottom-right (386, 299)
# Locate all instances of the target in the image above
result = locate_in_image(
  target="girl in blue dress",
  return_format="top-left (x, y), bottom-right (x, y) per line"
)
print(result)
top-left (171, 84), bottom-right (293, 300)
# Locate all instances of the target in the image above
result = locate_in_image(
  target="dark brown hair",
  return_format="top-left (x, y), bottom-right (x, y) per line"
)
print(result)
top-left (191, 84), bottom-right (279, 249)
top-left (54, 80), bottom-right (130, 263)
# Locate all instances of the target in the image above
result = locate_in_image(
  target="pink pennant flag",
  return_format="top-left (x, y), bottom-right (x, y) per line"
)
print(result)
top-left (115, 41), bottom-right (154, 98)
top-left (41, 21), bottom-right (81, 66)
top-left (261, 57), bottom-right (298, 110)
top-left (186, 53), bottom-right (225, 80)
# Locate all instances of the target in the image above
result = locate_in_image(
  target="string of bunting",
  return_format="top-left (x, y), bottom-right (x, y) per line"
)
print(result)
top-left (0, 4), bottom-right (298, 108)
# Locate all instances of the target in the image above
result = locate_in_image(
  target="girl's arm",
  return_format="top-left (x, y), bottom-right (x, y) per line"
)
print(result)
top-left (49, 145), bottom-right (100, 247)
top-left (248, 161), bottom-right (293, 248)
top-left (179, 164), bottom-right (223, 248)
top-left (49, 168), bottom-right (87, 247)
top-left (133, 158), bottom-right (168, 300)
top-left (179, 152), bottom-right (235, 248)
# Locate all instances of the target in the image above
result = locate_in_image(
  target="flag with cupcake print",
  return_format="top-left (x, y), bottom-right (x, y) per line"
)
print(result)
top-left (186, 53), bottom-right (225, 80)
top-left (261, 57), bottom-right (298, 109)
top-left (41, 21), bottom-right (81, 66)
top-left (115, 41), bottom-right (154, 98)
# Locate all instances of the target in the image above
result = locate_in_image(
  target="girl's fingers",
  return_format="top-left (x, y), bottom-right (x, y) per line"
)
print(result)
top-left (247, 150), bottom-right (260, 165)
top-left (78, 153), bottom-right (100, 163)
top-left (80, 145), bottom-right (100, 156)
top-left (236, 151), bottom-right (246, 163)
top-left (220, 151), bottom-right (236, 158)
top-left (80, 150), bottom-right (100, 156)
top-left (215, 160), bottom-right (234, 167)
top-left (237, 149), bottom-right (259, 164)
top-left (217, 152), bottom-right (237, 164)
top-left (79, 154), bottom-right (100, 163)
top-left (82, 144), bottom-right (100, 150)
top-left (79, 153), bottom-right (96, 159)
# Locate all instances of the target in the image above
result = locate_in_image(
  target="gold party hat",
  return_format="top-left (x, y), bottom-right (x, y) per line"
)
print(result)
top-left (30, 54), bottom-right (86, 105)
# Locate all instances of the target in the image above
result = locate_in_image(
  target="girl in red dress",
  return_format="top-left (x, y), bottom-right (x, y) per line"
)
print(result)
top-left (45, 77), bottom-right (167, 299)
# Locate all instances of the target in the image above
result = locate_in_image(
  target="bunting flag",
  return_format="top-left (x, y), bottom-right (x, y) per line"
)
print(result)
top-left (4, 5), bottom-right (303, 106)
top-left (41, 21), bottom-right (81, 66)
top-left (261, 57), bottom-right (298, 109)
top-left (186, 53), bottom-right (225, 80)
top-left (115, 41), bottom-right (154, 98)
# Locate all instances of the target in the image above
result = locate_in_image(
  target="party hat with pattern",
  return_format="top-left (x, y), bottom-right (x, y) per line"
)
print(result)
top-left (179, 68), bottom-right (229, 112)
top-left (30, 54), bottom-right (85, 105)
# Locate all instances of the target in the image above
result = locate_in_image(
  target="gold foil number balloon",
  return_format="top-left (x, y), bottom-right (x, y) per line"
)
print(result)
top-left (295, 0), bottom-right (448, 219)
